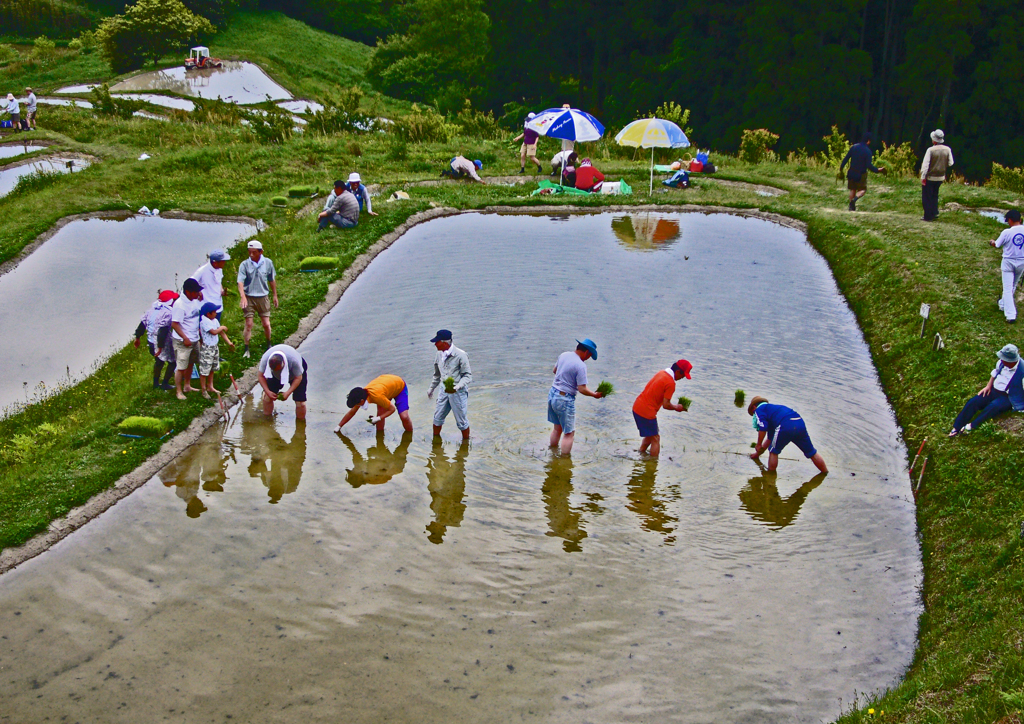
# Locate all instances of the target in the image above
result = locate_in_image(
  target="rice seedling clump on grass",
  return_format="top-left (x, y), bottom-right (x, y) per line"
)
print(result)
top-left (118, 416), bottom-right (172, 437)
top-left (271, 196), bottom-right (288, 207)
top-left (288, 185), bottom-right (319, 197)
top-left (596, 381), bottom-right (614, 397)
top-left (298, 256), bottom-right (339, 271)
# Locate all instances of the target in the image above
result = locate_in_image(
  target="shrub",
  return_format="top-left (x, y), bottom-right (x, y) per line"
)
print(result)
top-left (91, 83), bottom-right (145, 119)
top-left (876, 141), bottom-right (918, 178)
top-left (739, 128), bottom-right (779, 164)
top-left (31, 36), bottom-right (57, 64)
top-left (241, 105), bottom-right (293, 144)
top-left (990, 163), bottom-right (1024, 195)
top-left (307, 86), bottom-right (372, 136)
top-left (393, 103), bottom-right (458, 143)
top-left (454, 100), bottom-right (499, 139)
top-left (190, 96), bottom-right (244, 126)
top-left (96, 0), bottom-right (214, 73)
top-left (652, 101), bottom-right (694, 140)
top-left (2, 422), bottom-right (62, 465)
top-left (821, 125), bottom-right (850, 172)
top-left (385, 136), bottom-right (408, 161)
top-left (498, 100), bottom-right (532, 131)
top-left (0, 43), bottom-right (17, 66)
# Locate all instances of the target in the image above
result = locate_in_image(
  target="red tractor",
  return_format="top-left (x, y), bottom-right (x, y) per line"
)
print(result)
top-left (184, 47), bottom-right (223, 70)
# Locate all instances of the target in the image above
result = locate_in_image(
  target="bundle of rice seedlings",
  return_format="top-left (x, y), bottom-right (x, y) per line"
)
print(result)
top-left (734, 389), bottom-right (746, 407)
top-left (288, 185), bottom-right (318, 198)
top-left (270, 196), bottom-right (288, 207)
top-left (118, 416), bottom-right (172, 437)
top-left (678, 396), bottom-right (692, 411)
top-left (596, 381), bottom-right (614, 397)
top-left (218, 360), bottom-right (231, 376)
top-left (443, 376), bottom-right (456, 393)
top-left (298, 256), bottom-right (339, 271)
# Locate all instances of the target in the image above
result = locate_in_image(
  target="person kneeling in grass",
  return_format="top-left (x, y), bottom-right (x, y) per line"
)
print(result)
top-left (948, 344), bottom-right (1024, 436)
top-left (748, 396), bottom-right (828, 474)
top-left (632, 359), bottom-right (692, 457)
top-left (258, 344), bottom-right (308, 420)
top-left (198, 302), bottom-right (235, 399)
top-left (337, 374), bottom-right (413, 433)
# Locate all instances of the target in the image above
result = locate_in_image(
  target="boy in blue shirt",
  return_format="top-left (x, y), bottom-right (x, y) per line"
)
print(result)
top-left (747, 396), bottom-right (828, 474)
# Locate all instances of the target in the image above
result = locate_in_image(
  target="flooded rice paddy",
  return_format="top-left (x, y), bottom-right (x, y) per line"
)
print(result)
top-left (0, 212), bottom-right (921, 722)
top-left (0, 214), bottom-right (255, 412)
top-left (0, 156), bottom-right (90, 198)
top-left (108, 61), bottom-right (292, 104)
top-left (0, 143), bottom-right (45, 160)
top-left (110, 93), bottom-right (197, 112)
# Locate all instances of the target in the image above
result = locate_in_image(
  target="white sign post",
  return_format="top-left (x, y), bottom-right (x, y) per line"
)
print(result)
top-left (920, 303), bottom-right (930, 337)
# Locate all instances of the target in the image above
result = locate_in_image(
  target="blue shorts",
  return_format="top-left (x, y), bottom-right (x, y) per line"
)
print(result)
top-left (547, 388), bottom-right (576, 434)
top-left (768, 417), bottom-right (816, 458)
top-left (633, 411), bottom-right (659, 438)
top-left (394, 384), bottom-right (410, 414)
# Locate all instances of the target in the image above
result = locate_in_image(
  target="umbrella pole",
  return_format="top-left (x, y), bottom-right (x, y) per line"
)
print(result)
top-left (649, 147), bottom-right (654, 195)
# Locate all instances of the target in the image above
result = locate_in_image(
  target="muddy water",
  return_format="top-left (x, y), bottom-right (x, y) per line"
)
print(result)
top-left (0, 156), bottom-right (91, 198)
top-left (0, 215), bottom-right (255, 412)
top-left (0, 212), bottom-right (921, 722)
top-left (0, 143), bottom-right (45, 160)
top-left (109, 61), bottom-right (292, 104)
top-left (111, 93), bottom-right (197, 111)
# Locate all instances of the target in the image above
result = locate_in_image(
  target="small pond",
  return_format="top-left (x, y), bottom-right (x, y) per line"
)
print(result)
top-left (0, 212), bottom-right (921, 722)
top-left (111, 93), bottom-right (197, 112)
top-left (35, 97), bottom-right (93, 109)
top-left (0, 214), bottom-right (256, 413)
top-left (277, 99), bottom-right (323, 114)
top-left (109, 61), bottom-right (292, 104)
top-left (0, 156), bottom-right (91, 198)
top-left (0, 143), bottom-right (45, 161)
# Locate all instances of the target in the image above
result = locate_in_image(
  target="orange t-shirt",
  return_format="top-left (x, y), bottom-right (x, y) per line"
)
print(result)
top-left (364, 374), bottom-right (405, 409)
top-left (632, 370), bottom-right (676, 419)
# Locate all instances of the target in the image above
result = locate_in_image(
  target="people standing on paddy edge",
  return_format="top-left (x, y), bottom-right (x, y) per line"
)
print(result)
top-left (991, 210), bottom-right (1024, 323)
top-left (192, 248), bottom-right (230, 319)
top-left (5, 93), bottom-right (20, 132)
top-left (134, 289), bottom-right (178, 390)
top-left (548, 338), bottom-right (605, 455)
top-left (839, 133), bottom-right (887, 211)
top-left (317, 179), bottom-right (360, 230)
top-left (920, 129), bottom-right (954, 221)
top-left (237, 239), bottom-right (278, 357)
top-left (170, 278), bottom-right (204, 400)
top-left (198, 302), bottom-right (235, 399)
top-left (512, 112), bottom-right (544, 175)
top-left (426, 329), bottom-right (472, 440)
top-left (24, 88), bottom-right (36, 130)
top-left (632, 359), bottom-right (692, 458)
top-left (338, 374), bottom-right (414, 433)
top-left (748, 396), bottom-right (828, 474)
top-left (258, 344), bottom-right (308, 420)
top-left (948, 344), bottom-right (1024, 437)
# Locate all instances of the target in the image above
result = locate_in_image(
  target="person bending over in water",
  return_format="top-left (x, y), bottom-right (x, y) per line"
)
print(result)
top-left (337, 374), bottom-right (413, 433)
top-left (748, 396), bottom-right (828, 474)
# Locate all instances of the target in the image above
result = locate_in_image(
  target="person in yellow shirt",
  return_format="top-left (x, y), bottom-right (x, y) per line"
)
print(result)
top-left (336, 374), bottom-right (413, 432)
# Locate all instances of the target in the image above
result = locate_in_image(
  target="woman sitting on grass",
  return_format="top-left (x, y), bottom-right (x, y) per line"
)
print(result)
top-left (948, 344), bottom-right (1024, 436)
top-left (575, 158), bottom-right (605, 193)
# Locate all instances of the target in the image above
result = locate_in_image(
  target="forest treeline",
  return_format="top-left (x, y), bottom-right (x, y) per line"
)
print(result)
top-left (8, 0), bottom-right (1022, 179)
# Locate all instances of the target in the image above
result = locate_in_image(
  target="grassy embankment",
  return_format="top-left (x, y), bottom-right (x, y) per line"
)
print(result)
top-left (2, 10), bottom-right (1024, 723)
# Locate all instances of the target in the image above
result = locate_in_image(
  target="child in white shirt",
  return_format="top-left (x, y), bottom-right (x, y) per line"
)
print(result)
top-left (198, 303), bottom-right (235, 398)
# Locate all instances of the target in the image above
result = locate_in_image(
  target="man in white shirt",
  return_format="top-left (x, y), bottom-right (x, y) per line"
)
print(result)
top-left (920, 129), bottom-right (954, 221)
top-left (170, 278), bottom-right (204, 400)
top-left (25, 87), bottom-right (36, 130)
top-left (5, 93), bottom-right (20, 132)
top-left (192, 248), bottom-right (230, 317)
top-left (991, 210), bottom-right (1024, 323)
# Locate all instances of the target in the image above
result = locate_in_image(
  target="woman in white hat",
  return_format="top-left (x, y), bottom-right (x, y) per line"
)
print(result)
top-left (949, 344), bottom-right (1024, 436)
top-left (5, 93), bottom-right (20, 131)
top-left (345, 172), bottom-right (376, 216)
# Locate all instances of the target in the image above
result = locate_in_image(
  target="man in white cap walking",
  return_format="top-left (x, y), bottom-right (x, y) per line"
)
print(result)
top-left (920, 129), bottom-right (954, 221)
top-left (512, 112), bottom-right (543, 174)
top-left (237, 240), bottom-right (277, 357)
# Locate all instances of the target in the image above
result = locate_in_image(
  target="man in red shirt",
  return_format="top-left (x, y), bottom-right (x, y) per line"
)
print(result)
top-left (575, 158), bottom-right (605, 192)
top-left (632, 360), bottom-right (692, 457)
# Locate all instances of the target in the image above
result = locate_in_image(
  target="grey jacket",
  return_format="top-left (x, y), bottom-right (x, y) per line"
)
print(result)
top-left (429, 345), bottom-right (472, 394)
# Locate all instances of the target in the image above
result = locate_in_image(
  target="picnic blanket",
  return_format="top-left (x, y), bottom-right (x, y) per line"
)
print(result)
top-left (531, 179), bottom-right (633, 196)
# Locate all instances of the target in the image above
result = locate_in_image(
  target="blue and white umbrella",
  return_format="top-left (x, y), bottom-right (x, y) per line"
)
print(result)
top-left (526, 107), bottom-right (605, 143)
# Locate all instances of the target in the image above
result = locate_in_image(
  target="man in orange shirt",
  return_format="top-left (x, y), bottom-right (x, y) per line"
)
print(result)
top-left (632, 360), bottom-right (692, 457)
top-left (336, 374), bottom-right (413, 432)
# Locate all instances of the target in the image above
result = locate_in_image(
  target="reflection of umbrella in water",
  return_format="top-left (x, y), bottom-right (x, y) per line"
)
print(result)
top-left (611, 213), bottom-right (682, 250)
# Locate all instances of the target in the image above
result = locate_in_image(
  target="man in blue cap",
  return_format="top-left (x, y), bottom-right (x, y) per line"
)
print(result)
top-left (192, 248), bottom-right (231, 319)
top-left (548, 338), bottom-right (604, 454)
top-left (442, 155), bottom-right (484, 183)
top-left (426, 329), bottom-right (473, 440)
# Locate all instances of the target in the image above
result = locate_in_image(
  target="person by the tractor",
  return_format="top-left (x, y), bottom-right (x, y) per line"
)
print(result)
top-left (318, 180), bottom-right (360, 230)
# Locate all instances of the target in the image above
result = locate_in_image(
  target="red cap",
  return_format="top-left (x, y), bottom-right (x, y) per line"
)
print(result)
top-left (158, 290), bottom-right (179, 302)
top-left (673, 359), bottom-right (692, 379)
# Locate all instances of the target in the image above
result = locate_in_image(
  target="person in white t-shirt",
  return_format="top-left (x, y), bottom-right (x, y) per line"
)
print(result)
top-left (991, 209), bottom-right (1024, 323)
top-left (170, 278), bottom-right (204, 400)
top-left (197, 302), bottom-right (235, 398)
top-left (192, 249), bottom-right (230, 316)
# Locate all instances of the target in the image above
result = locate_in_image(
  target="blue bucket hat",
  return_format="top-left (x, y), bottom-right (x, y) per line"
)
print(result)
top-left (199, 302), bottom-right (220, 317)
top-left (997, 344), bottom-right (1019, 364)
top-left (576, 338), bottom-right (598, 360)
top-left (473, 159), bottom-right (483, 170)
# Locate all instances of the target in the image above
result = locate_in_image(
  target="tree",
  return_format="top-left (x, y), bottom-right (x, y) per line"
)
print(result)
top-left (96, 0), bottom-right (215, 73)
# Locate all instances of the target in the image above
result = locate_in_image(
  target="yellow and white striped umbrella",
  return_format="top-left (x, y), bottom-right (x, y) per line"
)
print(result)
top-left (615, 118), bottom-right (690, 193)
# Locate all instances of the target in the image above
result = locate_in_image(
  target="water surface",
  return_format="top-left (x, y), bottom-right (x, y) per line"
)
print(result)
top-left (109, 61), bottom-right (292, 104)
top-left (112, 93), bottom-right (197, 111)
top-left (0, 156), bottom-right (91, 198)
top-left (0, 212), bottom-right (920, 722)
top-left (0, 143), bottom-right (45, 160)
top-left (0, 215), bottom-right (255, 412)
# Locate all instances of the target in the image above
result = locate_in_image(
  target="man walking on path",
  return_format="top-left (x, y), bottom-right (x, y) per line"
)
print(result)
top-left (992, 210), bottom-right (1024, 323)
top-left (548, 338), bottom-right (605, 455)
top-left (632, 359), bottom-right (692, 457)
top-left (170, 278), bottom-right (204, 400)
top-left (921, 129), bottom-right (954, 221)
top-left (24, 88), bottom-right (36, 130)
top-left (512, 112), bottom-right (544, 174)
top-left (193, 249), bottom-right (230, 317)
top-left (258, 344), bottom-right (308, 420)
top-left (748, 396), bottom-right (828, 474)
top-left (237, 240), bottom-right (277, 357)
top-left (426, 329), bottom-right (473, 440)
top-left (317, 179), bottom-right (360, 230)
top-left (338, 374), bottom-right (414, 433)
top-left (839, 133), bottom-right (887, 211)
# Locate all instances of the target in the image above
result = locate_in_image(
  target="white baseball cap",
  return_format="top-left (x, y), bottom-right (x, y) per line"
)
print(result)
top-left (247, 240), bottom-right (263, 250)
top-left (348, 172), bottom-right (361, 184)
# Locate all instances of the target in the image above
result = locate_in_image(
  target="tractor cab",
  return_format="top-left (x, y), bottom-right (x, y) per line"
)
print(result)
top-left (184, 46), bottom-right (222, 70)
